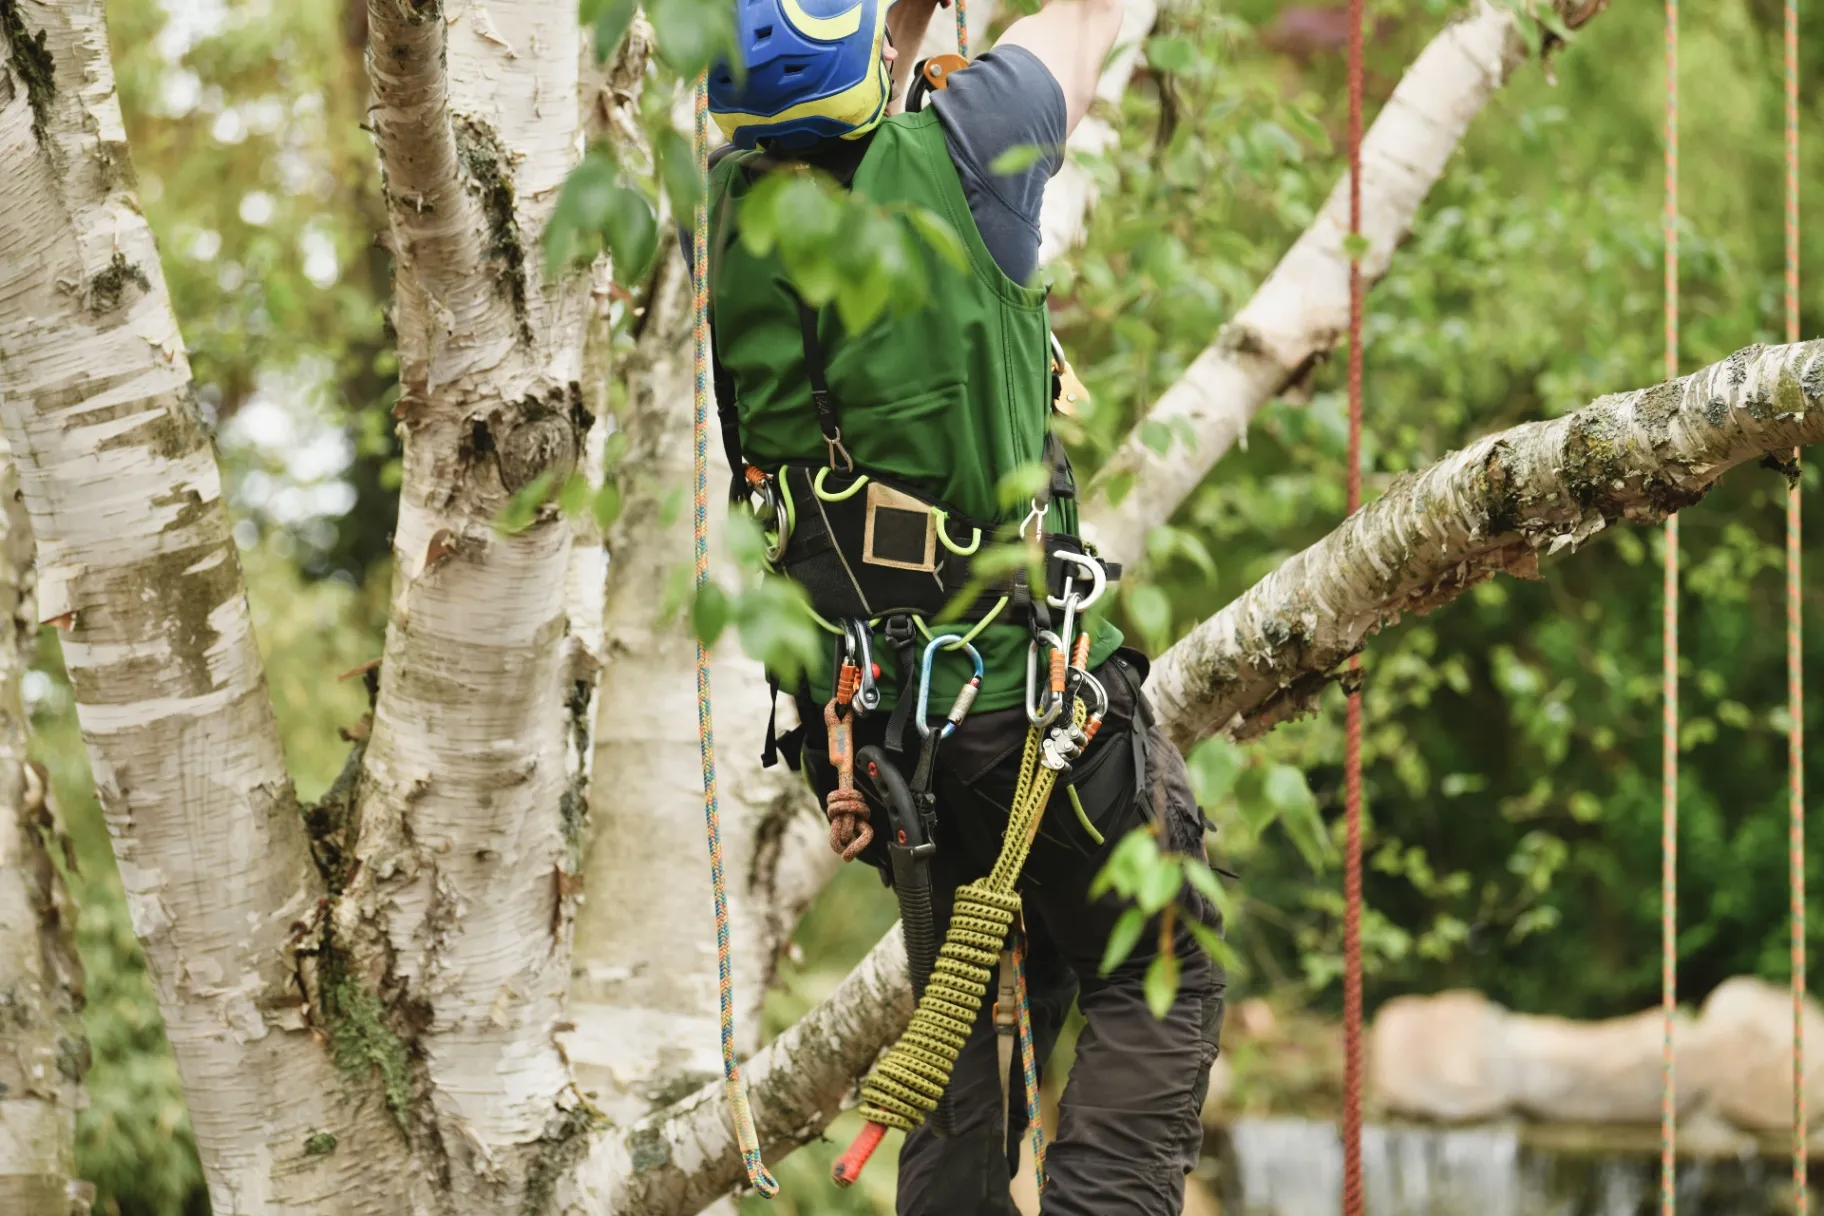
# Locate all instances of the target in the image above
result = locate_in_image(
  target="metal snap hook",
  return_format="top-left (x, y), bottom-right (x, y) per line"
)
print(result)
top-left (917, 634), bottom-right (984, 740)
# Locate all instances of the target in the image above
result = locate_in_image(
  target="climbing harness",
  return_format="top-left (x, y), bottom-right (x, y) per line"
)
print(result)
top-left (691, 76), bottom-right (779, 1200)
top-left (1341, 0), bottom-right (1367, 1208)
top-left (832, 561), bottom-right (1103, 1187)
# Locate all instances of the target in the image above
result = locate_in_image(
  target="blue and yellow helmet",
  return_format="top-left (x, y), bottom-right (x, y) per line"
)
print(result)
top-left (708, 0), bottom-right (892, 151)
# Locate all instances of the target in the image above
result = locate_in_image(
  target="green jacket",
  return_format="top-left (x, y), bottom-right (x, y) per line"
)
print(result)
top-left (708, 109), bottom-right (1121, 712)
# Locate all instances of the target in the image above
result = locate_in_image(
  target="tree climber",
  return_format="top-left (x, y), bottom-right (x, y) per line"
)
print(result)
top-left (698, 2), bottom-right (1226, 1212)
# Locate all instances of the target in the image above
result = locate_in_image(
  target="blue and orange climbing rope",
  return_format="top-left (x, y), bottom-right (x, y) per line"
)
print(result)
top-left (1341, 0), bottom-right (1366, 1206)
top-left (693, 75), bottom-right (780, 1200)
top-left (1661, 0), bottom-right (1680, 1207)
top-left (1785, 0), bottom-right (1807, 1202)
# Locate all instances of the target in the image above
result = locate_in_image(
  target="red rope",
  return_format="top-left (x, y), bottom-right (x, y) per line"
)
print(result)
top-left (1786, 0), bottom-right (1806, 1200)
top-left (1661, 0), bottom-right (1680, 1208)
top-left (1341, 0), bottom-right (1366, 1206)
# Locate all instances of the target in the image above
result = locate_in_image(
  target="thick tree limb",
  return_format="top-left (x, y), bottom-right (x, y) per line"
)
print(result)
top-left (0, 5), bottom-right (412, 1209)
top-left (590, 340), bottom-right (1824, 1213)
top-left (1081, 0), bottom-right (1603, 567)
top-left (1147, 340), bottom-right (1824, 749)
top-left (0, 447), bottom-right (90, 1215)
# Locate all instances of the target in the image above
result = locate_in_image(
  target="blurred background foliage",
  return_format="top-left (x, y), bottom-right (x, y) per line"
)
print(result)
top-left (26, 0), bottom-right (1824, 1210)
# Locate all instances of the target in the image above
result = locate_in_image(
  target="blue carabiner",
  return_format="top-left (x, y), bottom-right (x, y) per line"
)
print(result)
top-left (916, 634), bottom-right (985, 740)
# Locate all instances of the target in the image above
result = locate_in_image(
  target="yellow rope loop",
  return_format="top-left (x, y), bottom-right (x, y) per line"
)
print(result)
top-left (858, 702), bottom-right (1090, 1134)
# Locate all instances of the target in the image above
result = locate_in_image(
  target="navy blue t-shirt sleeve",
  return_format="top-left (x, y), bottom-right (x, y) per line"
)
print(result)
top-left (928, 45), bottom-right (1067, 288)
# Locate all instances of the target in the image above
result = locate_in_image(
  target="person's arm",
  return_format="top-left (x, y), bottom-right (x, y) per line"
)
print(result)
top-left (993, 0), bottom-right (1126, 137)
top-left (885, 0), bottom-right (944, 114)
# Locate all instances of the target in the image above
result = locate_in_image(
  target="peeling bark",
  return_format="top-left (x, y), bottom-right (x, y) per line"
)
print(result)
top-left (1147, 340), bottom-right (1824, 749)
top-left (0, 447), bottom-right (91, 1215)
top-left (1081, 0), bottom-right (1604, 567)
top-left (343, 0), bottom-right (611, 1204)
top-left (0, 4), bottom-right (414, 1209)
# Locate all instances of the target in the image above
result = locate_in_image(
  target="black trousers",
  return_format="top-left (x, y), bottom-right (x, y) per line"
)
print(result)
top-left (798, 649), bottom-right (1227, 1216)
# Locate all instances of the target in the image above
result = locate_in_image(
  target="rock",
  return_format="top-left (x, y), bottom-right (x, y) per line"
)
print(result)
top-left (1502, 1005), bottom-right (1703, 1124)
top-left (1685, 975), bottom-right (1824, 1131)
top-left (1369, 990), bottom-right (1511, 1122)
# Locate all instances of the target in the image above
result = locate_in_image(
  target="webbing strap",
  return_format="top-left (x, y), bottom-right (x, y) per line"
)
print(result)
top-left (794, 297), bottom-right (844, 452)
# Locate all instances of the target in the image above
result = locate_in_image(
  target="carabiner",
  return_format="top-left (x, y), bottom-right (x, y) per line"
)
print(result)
top-left (916, 635), bottom-right (984, 740)
top-left (843, 619), bottom-right (880, 715)
top-left (1046, 550), bottom-right (1108, 613)
top-left (1025, 630), bottom-right (1065, 727)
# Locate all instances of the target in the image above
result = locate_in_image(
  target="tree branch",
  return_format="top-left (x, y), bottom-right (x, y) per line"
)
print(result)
top-left (0, 3), bottom-right (410, 1208)
top-left (1081, 0), bottom-right (1604, 567)
top-left (561, 928), bottom-right (914, 1215)
top-left (1146, 340), bottom-right (1824, 750)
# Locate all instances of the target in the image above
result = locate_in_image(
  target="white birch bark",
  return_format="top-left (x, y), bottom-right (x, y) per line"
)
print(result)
top-left (561, 927), bottom-right (913, 1215)
top-left (1146, 340), bottom-right (1824, 749)
top-left (574, 340), bottom-right (1824, 1210)
top-left (339, 0), bottom-right (612, 1202)
top-left (0, 5), bottom-right (414, 1210)
top-left (1081, 0), bottom-right (1603, 568)
top-left (0, 447), bottom-right (91, 1215)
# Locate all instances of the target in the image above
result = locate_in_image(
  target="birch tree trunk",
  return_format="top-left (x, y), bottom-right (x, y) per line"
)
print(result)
top-left (314, 0), bottom-right (621, 1205)
top-left (1080, 0), bottom-right (1607, 568)
top-left (0, 5), bottom-right (416, 1210)
top-left (0, 447), bottom-right (90, 1215)
top-left (579, 340), bottom-right (1824, 1208)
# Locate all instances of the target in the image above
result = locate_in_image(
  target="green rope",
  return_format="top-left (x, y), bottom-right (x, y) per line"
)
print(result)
top-left (856, 699), bottom-right (1087, 1132)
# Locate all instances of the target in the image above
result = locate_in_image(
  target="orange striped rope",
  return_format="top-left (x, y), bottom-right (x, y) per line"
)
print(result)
top-left (1661, 0), bottom-right (1681, 1208)
top-left (1341, 0), bottom-right (1366, 1207)
top-left (1786, 0), bottom-right (1806, 1202)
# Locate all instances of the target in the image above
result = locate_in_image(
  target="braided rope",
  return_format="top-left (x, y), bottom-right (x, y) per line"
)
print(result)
top-left (1341, 0), bottom-right (1366, 1206)
top-left (1786, 0), bottom-right (1807, 1201)
top-left (1013, 936), bottom-right (1047, 1191)
top-left (693, 76), bottom-right (780, 1200)
top-left (955, 0), bottom-right (969, 57)
top-left (1661, 0), bottom-right (1681, 1208)
top-left (855, 702), bottom-right (1084, 1133)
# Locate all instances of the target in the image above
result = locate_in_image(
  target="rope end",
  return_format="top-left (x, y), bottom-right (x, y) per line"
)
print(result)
top-left (832, 1121), bottom-right (888, 1187)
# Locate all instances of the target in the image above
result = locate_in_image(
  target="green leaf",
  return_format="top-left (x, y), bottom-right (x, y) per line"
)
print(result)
top-left (545, 151), bottom-right (620, 273)
top-left (905, 206), bottom-right (969, 273)
top-left (691, 581), bottom-right (730, 646)
top-left (1099, 907), bottom-right (1147, 976)
top-left (1263, 764), bottom-right (1314, 813)
top-left (655, 127), bottom-right (702, 219)
top-left (592, 481), bottom-right (623, 530)
top-left (604, 186), bottom-right (659, 285)
top-left (1145, 35), bottom-right (1202, 77)
top-left (649, 0), bottom-right (734, 77)
top-left (556, 473), bottom-right (592, 517)
top-left (1143, 951), bottom-right (1180, 1020)
top-left (995, 461), bottom-right (1049, 510)
top-left (1184, 917), bottom-right (1240, 973)
top-left (496, 471), bottom-right (555, 535)
top-left (1189, 732), bottom-right (1247, 809)
top-left (1342, 231), bottom-right (1371, 263)
top-left (1138, 418), bottom-right (1174, 455)
top-left (658, 486), bottom-right (684, 527)
top-left (602, 429), bottom-right (630, 469)
top-left (989, 142), bottom-right (1052, 176)
top-left (584, 0), bottom-right (638, 63)
top-left (1125, 584), bottom-right (1171, 651)
top-left (1090, 827), bottom-right (1159, 900)
top-left (1137, 861), bottom-right (1183, 916)
top-left (1182, 859), bottom-right (1223, 906)
top-left (724, 510), bottom-right (768, 570)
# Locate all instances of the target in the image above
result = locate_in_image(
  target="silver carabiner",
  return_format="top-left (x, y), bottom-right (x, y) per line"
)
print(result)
top-left (843, 619), bottom-right (880, 715)
top-left (1046, 550), bottom-right (1107, 613)
top-left (917, 635), bottom-right (985, 740)
top-left (1025, 630), bottom-right (1065, 727)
